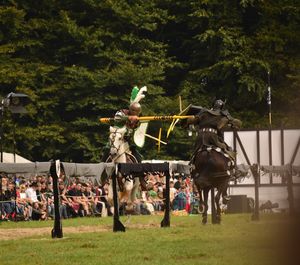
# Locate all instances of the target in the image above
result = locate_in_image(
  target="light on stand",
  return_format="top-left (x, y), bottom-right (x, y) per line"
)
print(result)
top-left (0, 92), bottom-right (30, 162)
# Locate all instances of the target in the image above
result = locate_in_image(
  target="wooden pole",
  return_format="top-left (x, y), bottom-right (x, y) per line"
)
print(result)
top-left (112, 168), bottom-right (125, 232)
top-left (51, 161), bottom-right (63, 238)
top-left (252, 163), bottom-right (260, 221)
top-left (161, 170), bottom-right (170, 228)
top-left (287, 165), bottom-right (295, 217)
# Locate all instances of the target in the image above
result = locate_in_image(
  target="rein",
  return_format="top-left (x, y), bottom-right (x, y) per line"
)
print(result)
top-left (109, 128), bottom-right (122, 156)
top-left (109, 128), bottom-right (131, 162)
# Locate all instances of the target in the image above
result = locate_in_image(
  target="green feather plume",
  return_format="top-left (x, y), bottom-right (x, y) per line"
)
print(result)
top-left (130, 86), bottom-right (139, 103)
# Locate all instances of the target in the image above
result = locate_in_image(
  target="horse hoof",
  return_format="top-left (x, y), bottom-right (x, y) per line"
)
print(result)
top-left (215, 215), bottom-right (221, 224)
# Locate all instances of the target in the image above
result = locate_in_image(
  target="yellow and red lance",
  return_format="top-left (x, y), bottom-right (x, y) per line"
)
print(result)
top-left (100, 115), bottom-right (194, 148)
top-left (99, 115), bottom-right (194, 124)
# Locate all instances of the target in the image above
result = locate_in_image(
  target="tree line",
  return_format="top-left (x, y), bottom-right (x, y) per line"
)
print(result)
top-left (0, 0), bottom-right (299, 162)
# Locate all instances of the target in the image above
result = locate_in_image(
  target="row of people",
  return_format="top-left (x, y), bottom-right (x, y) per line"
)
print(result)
top-left (0, 173), bottom-right (200, 221)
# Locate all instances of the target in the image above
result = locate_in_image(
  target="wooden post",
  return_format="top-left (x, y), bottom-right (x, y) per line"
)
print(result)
top-left (287, 136), bottom-right (299, 217)
top-left (0, 174), bottom-right (2, 221)
top-left (161, 170), bottom-right (170, 227)
top-left (51, 161), bottom-right (63, 238)
top-left (112, 168), bottom-right (125, 232)
top-left (251, 164), bottom-right (260, 221)
top-left (268, 128), bottom-right (273, 184)
top-left (287, 164), bottom-right (295, 217)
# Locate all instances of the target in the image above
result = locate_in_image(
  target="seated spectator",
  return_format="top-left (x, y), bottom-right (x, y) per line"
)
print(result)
top-left (1, 176), bottom-right (8, 219)
top-left (172, 185), bottom-right (187, 211)
top-left (31, 201), bottom-right (47, 221)
top-left (25, 182), bottom-right (39, 205)
top-left (2, 182), bottom-right (16, 220)
top-left (96, 183), bottom-right (113, 216)
top-left (82, 183), bottom-right (95, 216)
top-left (173, 175), bottom-right (183, 190)
top-left (147, 183), bottom-right (164, 212)
top-left (16, 186), bottom-right (30, 220)
top-left (36, 182), bottom-right (46, 203)
top-left (40, 181), bottom-right (47, 194)
top-left (133, 187), bottom-right (151, 215)
top-left (169, 180), bottom-right (177, 207)
top-left (67, 182), bottom-right (89, 217)
top-left (58, 181), bottom-right (69, 219)
top-left (46, 181), bottom-right (55, 218)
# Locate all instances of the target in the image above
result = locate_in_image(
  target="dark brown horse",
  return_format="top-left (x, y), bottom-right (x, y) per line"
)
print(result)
top-left (192, 146), bottom-right (233, 224)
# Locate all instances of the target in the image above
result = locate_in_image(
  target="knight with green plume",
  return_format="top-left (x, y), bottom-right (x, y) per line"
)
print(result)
top-left (101, 86), bottom-right (147, 163)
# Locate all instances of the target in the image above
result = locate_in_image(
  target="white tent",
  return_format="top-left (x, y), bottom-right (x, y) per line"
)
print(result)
top-left (1, 152), bottom-right (32, 163)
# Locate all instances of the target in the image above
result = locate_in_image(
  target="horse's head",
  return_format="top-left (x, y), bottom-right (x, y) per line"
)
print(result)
top-left (109, 126), bottom-right (127, 157)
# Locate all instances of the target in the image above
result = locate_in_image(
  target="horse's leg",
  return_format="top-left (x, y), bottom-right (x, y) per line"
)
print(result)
top-left (121, 177), bottom-right (134, 214)
top-left (214, 187), bottom-right (222, 224)
top-left (202, 187), bottom-right (209, 225)
top-left (107, 179), bottom-right (114, 211)
top-left (125, 177), bottom-right (139, 214)
top-left (210, 187), bottom-right (217, 224)
top-left (118, 175), bottom-right (130, 204)
top-left (222, 181), bottom-right (230, 205)
top-left (216, 179), bottom-right (230, 223)
top-left (198, 188), bottom-right (205, 214)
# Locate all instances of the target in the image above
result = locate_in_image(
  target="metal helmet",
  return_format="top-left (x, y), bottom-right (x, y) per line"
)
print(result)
top-left (129, 102), bottom-right (141, 115)
top-left (212, 99), bottom-right (225, 110)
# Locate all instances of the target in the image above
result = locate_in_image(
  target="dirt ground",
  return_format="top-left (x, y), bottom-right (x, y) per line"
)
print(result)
top-left (0, 223), bottom-right (160, 240)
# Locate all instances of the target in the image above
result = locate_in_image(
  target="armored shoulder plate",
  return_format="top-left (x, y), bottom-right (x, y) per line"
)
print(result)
top-left (221, 109), bottom-right (233, 120)
top-left (202, 108), bottom-right (221, 116)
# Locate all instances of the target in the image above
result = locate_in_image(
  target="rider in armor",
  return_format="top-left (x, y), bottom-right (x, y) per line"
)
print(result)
top-left (188, 99), bottom-right (241, 163)
top-left (101, 87), bottom-right (147, 190)
top-left (186, 99), bottom-right (242, 203)
top-left (101, 102), bottom-right (143, 162)
top-left (113, 102), bottom-right (143, 162)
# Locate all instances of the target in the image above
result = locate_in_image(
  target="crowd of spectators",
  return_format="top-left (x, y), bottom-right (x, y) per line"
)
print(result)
top-left (0, 173), bottom-right (199, 221)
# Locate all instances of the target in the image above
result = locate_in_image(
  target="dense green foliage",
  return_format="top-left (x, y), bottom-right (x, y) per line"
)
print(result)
top-left (0, 0), bottom-right (299, 162)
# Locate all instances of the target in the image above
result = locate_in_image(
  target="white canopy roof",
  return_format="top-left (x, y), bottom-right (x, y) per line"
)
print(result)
top-left (1, 152), bottom-right (32, 163)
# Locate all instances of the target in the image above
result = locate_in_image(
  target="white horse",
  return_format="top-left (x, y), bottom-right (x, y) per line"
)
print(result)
top-left (106, 126), bottom-right (140, 212)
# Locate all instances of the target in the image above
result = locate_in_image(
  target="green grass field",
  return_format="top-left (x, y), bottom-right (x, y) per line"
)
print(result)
top-left (0, 213), bottom-right (293, 265)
